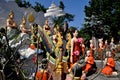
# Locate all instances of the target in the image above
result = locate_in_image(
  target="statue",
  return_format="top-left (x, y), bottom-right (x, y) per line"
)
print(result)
top-left (55, 31), bottom-right (63, 52)
top-left (20, 17), bottom-right (31, 33)
top-left (66, 32), bottom-right (71, 51)
top-left (70, 28), bottom-right (83, 68)
top-left (82, 50), bottom-right (96, 76)
top-left (109, 37), bottom-right (116, 50)
top-left (43, 20), bottom-right (51, 36)
top-left (104, 40), bottom-right (109, 51)
top-left (67, 59), bottom-right (87, 80)
top-left (9, 17), bottom-right (31, 48)
top-left (30, 23), bottom-right (44, 55)
top-left (6, 11), bottom-right (19, 40)
top-left (52, 29), bottom-right (58, 47)
top-left (27, 12), bottom-right (35, 23)
top-left (101, 51), bottom-right (118, 76)
top-left (98, 38), bottom-right (104, 59)
top-left (31, 23), bottom-right (40, 46)
top-left (36, 58), bottom-right (52, 80)
top-left (9, 17), bottom-right (33, 59)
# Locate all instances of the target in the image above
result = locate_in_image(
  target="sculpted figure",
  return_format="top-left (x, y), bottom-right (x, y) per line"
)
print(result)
top-left (70, 28), bottom-right (83, 68)
top-left (20, 17), bottom-right (31, 33)
top-left (43, 20), bottom-right (51, 36)
top-left (101, 51), bottom-right (118, 76)
top-left (6, 11), bottom-right (18, 40)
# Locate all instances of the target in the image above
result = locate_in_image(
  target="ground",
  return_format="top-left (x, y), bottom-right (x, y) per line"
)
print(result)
top-left (21, 52), bottom-right (120, 80)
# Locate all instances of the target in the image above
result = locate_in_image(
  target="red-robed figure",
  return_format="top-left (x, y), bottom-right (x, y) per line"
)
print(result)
top-left (36, 59), bottom-right (52, 80)
top-left (83, 50), bottom-right (94, 73)
top-left (101, 51), bottom-right (118, 76)
top-left (70, 28), bottom-right (83, 68)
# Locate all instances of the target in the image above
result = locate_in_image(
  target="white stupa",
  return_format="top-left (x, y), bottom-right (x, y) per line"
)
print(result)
top-left (44, 2), bottom-right (65, 17)
top-left (44, 2), bottom-right (65, 27)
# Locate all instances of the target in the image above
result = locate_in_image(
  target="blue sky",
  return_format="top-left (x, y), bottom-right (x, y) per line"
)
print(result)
top-left (29, 0), bottom-right (90, 29)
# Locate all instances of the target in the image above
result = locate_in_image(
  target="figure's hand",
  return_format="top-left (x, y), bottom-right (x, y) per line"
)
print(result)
top-left (107, 63), bottom-right (110, 66)
top-left (81, 73), bottom-right (86, 80)
top-left (13, 23), bottom-right (17, 27)
top-left (28, 29), bottom-right (31, 32)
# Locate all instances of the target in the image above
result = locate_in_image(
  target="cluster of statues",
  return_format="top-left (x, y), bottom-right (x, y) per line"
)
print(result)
top-left (3, 11), bottom-right (119, 80)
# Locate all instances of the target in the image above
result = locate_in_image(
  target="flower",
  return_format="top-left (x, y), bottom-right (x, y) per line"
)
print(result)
top-left (72, 51), bottom-right (80, 55)
top-left (77, 38), bottom-right (83, 43)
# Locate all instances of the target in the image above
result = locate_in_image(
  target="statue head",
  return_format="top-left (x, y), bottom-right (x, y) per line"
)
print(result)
top-left (69, 27), bottom-right (78, 38)
top-left (9, 11), bottom-right (14, 19)
top-left (21, 17), bottom-right (26, 24)
top-left (41, 58), bottom-right (48, 69)
top-left (45, 20), bottom-right (49, 25)
top-left (111, 37), bottom-right (114, 42)
top-left (86, 50), bottom-right (90, 56)
top-left (106, 51), bottom-right (112, 57)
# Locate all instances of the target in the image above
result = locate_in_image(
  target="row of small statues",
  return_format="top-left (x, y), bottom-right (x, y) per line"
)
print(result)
top-left (6, 10), bottom-right (69, 50)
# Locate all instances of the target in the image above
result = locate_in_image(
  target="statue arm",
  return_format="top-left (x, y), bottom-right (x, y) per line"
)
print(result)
top-left (6, 19), bottom-right (17, 28)
top-left (6, 19), bottom-right (12, 27)
top-left (22, 27), bottom-right (31, 32)
top-left (70, 39), bottom-right (74, 62)
top-left (107, 58), bottom-right (115, 68)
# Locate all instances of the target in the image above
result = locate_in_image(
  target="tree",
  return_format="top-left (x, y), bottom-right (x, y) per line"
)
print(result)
top-left (15, 0), bottom-right (47, 13)
top-left (53, 1), bottom-right (74, 27)
top-left (83, 0), bottom-right (120, 42)
top-left (32, 2), bottom-right (47, 13)
top-left (15, 0), bottom-right (31, 8)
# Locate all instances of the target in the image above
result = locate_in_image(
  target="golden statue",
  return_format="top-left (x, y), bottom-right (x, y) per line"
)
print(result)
top-left (6, 11), bottom-right (18, 40)
top-left (43, 20), bottom-right (51, 36)
top-left (31, 23), bottom-right (42, 47)
top-left (20, 17), bottom-right (31, 33)
top-left (6, 11), bottom-right (17, 30)
top-left (27, 12), bottom-right (35, 23)
top-left (66, 33), bottom-right (72, 51)
top-left (55, 32), bottom-right (63, 52)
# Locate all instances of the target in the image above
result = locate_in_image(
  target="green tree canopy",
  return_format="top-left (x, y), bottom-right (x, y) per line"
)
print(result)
top-left (82, 0), bottom-right (120, 42)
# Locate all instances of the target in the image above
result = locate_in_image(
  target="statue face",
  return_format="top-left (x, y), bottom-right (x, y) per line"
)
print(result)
top-left (73, 30), bottom-right (78, 37)
top-left (22, 19), bottom-right (26, 24)
top-left (45, 20), bottom-right (48, 25)
top-left (9, 14), bottom-right (14, 19)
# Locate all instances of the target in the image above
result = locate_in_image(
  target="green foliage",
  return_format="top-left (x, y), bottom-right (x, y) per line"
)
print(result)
top-left (118, 31), bottom-right (120, 36)
top-left (78, 27), bottom-right (91, 40)
top-left (58, 1), bottom-right (74, 22)
top-left (59, 1), bottom-right (65, 10)
top-left (33, 2), bottom-right (47, 13)
top-left (82, 0), bottom-right (120, 42)
top-left (53, 1), bottom-right (74, 26)
top-left (15, 0), bottom-right (31, 8)
top-left (15, 0), bottom-right (47, 12)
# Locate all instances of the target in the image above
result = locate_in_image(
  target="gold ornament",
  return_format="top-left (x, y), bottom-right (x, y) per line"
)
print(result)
top-left (66, 33), bottom-right (71, 50)
top-left (27, 12), bottom-right (35, 23)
